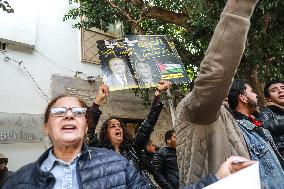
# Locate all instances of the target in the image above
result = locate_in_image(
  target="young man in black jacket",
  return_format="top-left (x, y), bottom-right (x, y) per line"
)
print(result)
top-left (153, 129), bottom-right (179, 189)
top-left (259, 79), bottom-right (284, 156)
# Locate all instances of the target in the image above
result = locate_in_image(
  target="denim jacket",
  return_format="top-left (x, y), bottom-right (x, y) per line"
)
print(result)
top-left (233, 112), bottom-right (284, 189)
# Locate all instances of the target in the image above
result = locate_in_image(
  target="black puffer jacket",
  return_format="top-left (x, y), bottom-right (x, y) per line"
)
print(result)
top-left (2, 145), bottom-right (150, 189)
top-left (259, 103), bottom-right (284, 156)
top-left (152, 146), bottom-right (179, 189)
top-left (87, 95), bottom-right (163, 188)
top-left (0, 167), bottom-right (13, 188)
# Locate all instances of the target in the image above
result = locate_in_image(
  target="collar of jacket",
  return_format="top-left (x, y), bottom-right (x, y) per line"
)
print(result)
top-left (231, 110), bottom-right (250, 121)
top-left (0, 167), bottom-right (8, 175)
top-left (266, 102), bottom-right (284, 114)
top-left (231, 110), bottom-right (263, 130)
top-left (164, 146), bottom-right (177, 151)
top-left (32, 143), bottom-right (91, 184)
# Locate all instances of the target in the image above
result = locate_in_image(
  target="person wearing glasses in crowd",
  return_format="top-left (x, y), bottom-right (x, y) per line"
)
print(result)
top-left (2, 95), bottom-right (255, 189)
top-left (0, 154), bottom-right (13, 188)
top-left (2, 95), bottom-right (150, 189)
top-left (87, 80), bottom-right (171, 188)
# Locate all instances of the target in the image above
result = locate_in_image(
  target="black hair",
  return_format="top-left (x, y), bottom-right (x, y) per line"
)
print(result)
top-left (263, 79), bottom-right (284, 98)
top-left (99, 117), bottom-right (133, 152)
top-left (164, 129), bottom-right (175, 145)
top-left (228, 79), bottom-right (247, 110)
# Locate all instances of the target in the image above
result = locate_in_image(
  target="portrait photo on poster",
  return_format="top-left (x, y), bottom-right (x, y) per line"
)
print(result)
top-left (124, 35), bottom-right (190, 86)
top-left (132, 56), bottom-right (161, 88)
top-left (97, 39), bottom-right (138, 91)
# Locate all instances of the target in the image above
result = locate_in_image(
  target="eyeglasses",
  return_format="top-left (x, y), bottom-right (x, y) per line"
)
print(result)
top-left (49, 107), bottom-right (87, 117)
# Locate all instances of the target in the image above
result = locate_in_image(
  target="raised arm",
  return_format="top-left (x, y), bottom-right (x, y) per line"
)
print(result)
top-left (87, 84), bottom-right (109, 146)
top-left (135, 81), bottom-right (171, 150)
top-left (177, 0), bottom-right (259, 125)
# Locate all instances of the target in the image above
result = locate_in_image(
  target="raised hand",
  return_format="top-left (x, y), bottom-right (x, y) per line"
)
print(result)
top-left (94, 84), bottom-right (109, 105)
top-left (156, 80), bottom-right (172, 94)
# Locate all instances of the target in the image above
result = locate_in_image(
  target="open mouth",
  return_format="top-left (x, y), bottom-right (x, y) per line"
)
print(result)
top-left (279, 94), bottom-right (284, 99)
top-left (115, 131), bottom-right (121, 137)
top-left (62, 125), bottom-right (76, 131)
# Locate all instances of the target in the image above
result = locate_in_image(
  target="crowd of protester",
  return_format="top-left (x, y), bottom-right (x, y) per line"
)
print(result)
top-left (2, 0), bottom-right (284, 188)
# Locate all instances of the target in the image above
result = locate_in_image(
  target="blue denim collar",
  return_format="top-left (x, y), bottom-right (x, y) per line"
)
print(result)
top-left (41, 149), bottom-right (81, 172)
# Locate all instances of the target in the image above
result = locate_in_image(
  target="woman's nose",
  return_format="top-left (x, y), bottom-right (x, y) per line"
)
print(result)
top-left (65, 109), bottom-right (75, 118)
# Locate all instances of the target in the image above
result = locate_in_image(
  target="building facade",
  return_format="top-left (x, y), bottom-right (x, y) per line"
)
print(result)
top-left (0, 0), bottom-right (173, 171)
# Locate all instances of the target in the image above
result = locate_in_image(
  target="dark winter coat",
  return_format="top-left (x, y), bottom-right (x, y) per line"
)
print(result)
top-left (152, 146), bottom-right (179, 189)
top-left (141, 151), bottom-right (160, 188)
top-left (2, 145), bottom-right (150, 189)
top-left (259, 102), bottom-right (284, 156)
top-left (141, 151), bottom-right (155, 174)
top-left (0, 167), bottom-right (13, 188)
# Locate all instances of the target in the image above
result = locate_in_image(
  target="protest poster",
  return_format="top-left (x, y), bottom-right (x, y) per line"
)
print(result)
top-left (124, 35), bottom-right (190, 88)
top-left (204, 162), bottom-right (261, 189)
top-left (97, 35), bottom-right (190, 90)
top-left (97, 38), bottom-right (138, 91)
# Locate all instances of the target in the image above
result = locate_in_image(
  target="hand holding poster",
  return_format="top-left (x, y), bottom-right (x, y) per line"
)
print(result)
top-left (204, 162), bottom-right (261, 189)
top-left (97, 35), bottom-right (190, 91)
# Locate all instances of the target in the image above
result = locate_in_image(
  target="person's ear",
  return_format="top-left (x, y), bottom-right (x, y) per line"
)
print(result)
top-left (166, 139), bottom-right (170, 145)
top-left (43, 123), bottom-right (49, 135)
top-left (239, 94), bottom-right (246, 103)
top-left (266, 96), bottom-right (272, 102)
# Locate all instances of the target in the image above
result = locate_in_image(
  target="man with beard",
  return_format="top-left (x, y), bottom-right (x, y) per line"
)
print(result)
top-left (228, 79), bottom-right (284, 188)
top-left (259, 79), bottom-right (284, 157)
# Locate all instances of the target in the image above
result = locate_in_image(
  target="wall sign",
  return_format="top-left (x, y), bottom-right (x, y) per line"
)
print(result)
top-left (0, 112), bottom-right (44, 143)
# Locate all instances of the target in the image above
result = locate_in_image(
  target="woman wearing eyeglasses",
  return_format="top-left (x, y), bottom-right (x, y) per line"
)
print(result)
top-left (2, 95), bottom-right (151, 189)
top-left (87, 80), bottom-right (171, 188)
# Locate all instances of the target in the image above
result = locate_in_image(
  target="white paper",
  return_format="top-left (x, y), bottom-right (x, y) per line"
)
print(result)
top-left (204, 162), bottom-right (260, 189)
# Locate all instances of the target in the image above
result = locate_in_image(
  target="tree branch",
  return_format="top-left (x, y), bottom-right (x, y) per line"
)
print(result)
top-left (107, 0), bottom-right (135, 22)
top-left (145, 7), bottom-right (190, 30)
top-left (130, 0), bottom-right (191, 31)
top-left (106, 0), bottom-right (190, 32)
top-left (106, 0), bottom-right (145, 34)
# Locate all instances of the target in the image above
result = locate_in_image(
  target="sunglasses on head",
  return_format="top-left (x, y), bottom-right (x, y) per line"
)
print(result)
top-left (49, 107), bottom-right (87, 117)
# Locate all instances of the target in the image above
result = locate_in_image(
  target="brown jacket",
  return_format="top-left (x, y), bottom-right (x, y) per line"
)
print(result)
top-left (174, 0), bottom-right (259, 185)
